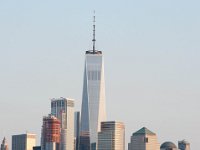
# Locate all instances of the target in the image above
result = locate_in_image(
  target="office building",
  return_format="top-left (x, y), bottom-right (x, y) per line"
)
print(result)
top-left (98, 121), bottom-right (125, 150)
top-left (74, 112), bottom-right (80, 150)
top-left (51, 97), bottom-right (74, 150)
top-left (12, 133), bottom-right (36, 150)
top-left (178, 140), bottom-right (190, 150)
top-left (41, 114), bottom-right (61, 150)
top-left (128, 127), bottom-right (159, 150)
top-left (1, 137), bottom-right (8, 150)
top-left (160, 142), bottom-right (178, 150)
top-left (80, 15), bottom-right (106, 150)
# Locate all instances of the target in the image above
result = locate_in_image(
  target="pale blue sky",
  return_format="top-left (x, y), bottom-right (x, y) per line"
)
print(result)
top-left (0, 0), bottom-right (200, 149)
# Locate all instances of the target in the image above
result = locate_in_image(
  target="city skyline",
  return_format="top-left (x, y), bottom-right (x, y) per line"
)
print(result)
top-left (0, 0), bottom-right (199, 149)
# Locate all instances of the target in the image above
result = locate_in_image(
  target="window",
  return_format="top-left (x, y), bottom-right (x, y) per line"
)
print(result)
top-left (144, 137), bottom-right (148, 143)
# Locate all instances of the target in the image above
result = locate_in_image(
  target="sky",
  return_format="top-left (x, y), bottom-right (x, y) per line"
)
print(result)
top-left (0, 0), bottom-right (200, 149)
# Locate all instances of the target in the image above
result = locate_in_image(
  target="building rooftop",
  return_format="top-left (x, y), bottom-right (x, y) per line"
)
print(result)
top-left (179, 139), bottom-right (190, 144)
top-left (132, 127), bottom-right (156, 136)
top-left (86, 50), bottom-right (102, 54)
top-left (161, 141), bottom-right (177, 149)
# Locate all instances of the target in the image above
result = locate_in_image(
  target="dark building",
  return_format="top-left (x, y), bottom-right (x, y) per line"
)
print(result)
top-left (33, 146), bottom-right (41, 150)
top-left (160, 142), bottom-right (178, 150)
top-left (178, 140), bottom-right (190, 150)
top-left (74, 111), bottom-right (80, 150)
top-left (79, 135), bottom-right (90, 150)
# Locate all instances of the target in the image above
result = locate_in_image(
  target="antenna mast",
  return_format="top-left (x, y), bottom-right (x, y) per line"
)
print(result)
top-left (92, 11), bottom-right (96, 53)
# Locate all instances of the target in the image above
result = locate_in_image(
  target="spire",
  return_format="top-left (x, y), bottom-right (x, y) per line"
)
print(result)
top-left (86, 11), bottom-right (102, 55)
top-left (92, 11), bottom-right (96, 53)
top-left (1, 137), bottom-right (8, 150)
top-left (2, 137), bottom-right (6, 144)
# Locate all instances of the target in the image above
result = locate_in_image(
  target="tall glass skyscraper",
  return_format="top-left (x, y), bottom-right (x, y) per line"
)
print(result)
top-left (80, 16), bottom-right (106, 150)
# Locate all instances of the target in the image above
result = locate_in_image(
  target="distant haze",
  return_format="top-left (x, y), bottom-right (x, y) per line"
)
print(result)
top-left (0, 0), bottom-right (200, 149)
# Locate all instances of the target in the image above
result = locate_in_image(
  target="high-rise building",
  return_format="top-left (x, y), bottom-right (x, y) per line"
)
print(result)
top-left (12, 133), bottom-right (36, 150)
top-left (80, 15), bottom-right (106, 150)
top-left (51, 97), bottom-right (74, 150)
top-left (178, 140), bottom-right (190, 150)
top-left (98, 121), bottom-right (125, 150)
top-left (41, 114), bottom-right (61, 150)
top-left (74, 112), bottom-right (80, 150)
top-left (1, 137), bottom-right (8, 150)
top-left (128, 127), bottom-right (159, 150)
top-left (160, 142), bottom-right (178, 150)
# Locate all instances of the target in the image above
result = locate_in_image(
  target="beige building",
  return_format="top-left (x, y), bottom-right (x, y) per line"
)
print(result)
top-left (128, 127), bottom-right (159, 150)
top-left (12, 133), bottom-right (36, 150)
top-left (98, 121), bottom-right (125, 150)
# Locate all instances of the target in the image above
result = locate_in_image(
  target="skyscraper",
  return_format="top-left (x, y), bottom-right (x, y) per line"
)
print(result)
top-left (12, 133), bottom-right (36, 150)
top-left (178, 140), bottom-right (190, 150)
top-left (1, 137), bottom-right (8, 150)
top-left (51, 97), bottom-right (74, 150)
top-left (98, 121), bottom-right (125, 150)
top-left (128, 127), bottom-right (160, 150)
top-left (80, 16), bottom-right (106, 150)
top-left (41, 114), bottom-right (61, 150)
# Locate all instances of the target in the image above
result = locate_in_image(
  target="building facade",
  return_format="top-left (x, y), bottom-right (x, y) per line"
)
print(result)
top-left (12, 133), bottom-right (36, 150)
top-left (178, 140), bottom-right (190, 150)
top-left (80, 17), bottom-right (106, 150)
top-left (1, 137), bottom-right (8, 150)
top-left (51, 97), bottom-right (74, 150)
top-left (128, 127), bottom-right (159, 150)
top-left (41, 114), bottom-right (61, 150)
top-left (98, 121), bottom-right (125, 150)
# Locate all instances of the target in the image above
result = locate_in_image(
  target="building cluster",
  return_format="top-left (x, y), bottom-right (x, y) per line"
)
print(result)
top-left (1, 19), bottom-right (191, 150)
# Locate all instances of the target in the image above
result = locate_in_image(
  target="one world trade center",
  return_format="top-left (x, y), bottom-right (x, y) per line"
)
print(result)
top-left (79, 16), bottom-right (106, 150)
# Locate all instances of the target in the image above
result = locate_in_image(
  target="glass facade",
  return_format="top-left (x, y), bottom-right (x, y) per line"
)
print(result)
top-left (80, 52), bottom-right (106, 150)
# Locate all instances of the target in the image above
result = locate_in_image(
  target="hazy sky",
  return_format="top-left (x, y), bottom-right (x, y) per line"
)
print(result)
top-left (0, 0), bottom-right (200, 149)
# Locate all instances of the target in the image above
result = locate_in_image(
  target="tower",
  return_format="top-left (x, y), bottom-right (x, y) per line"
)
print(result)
top-left (80, 15), bottom-right (106, 150)
top-left (128, 127), bottom-right (160, 150)
top-left (98, 121), bottom-right (125, 150)
top-left (51, 98), bottom-right (75, 150)
top-left (1, 137), bottom-right (8, 150)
